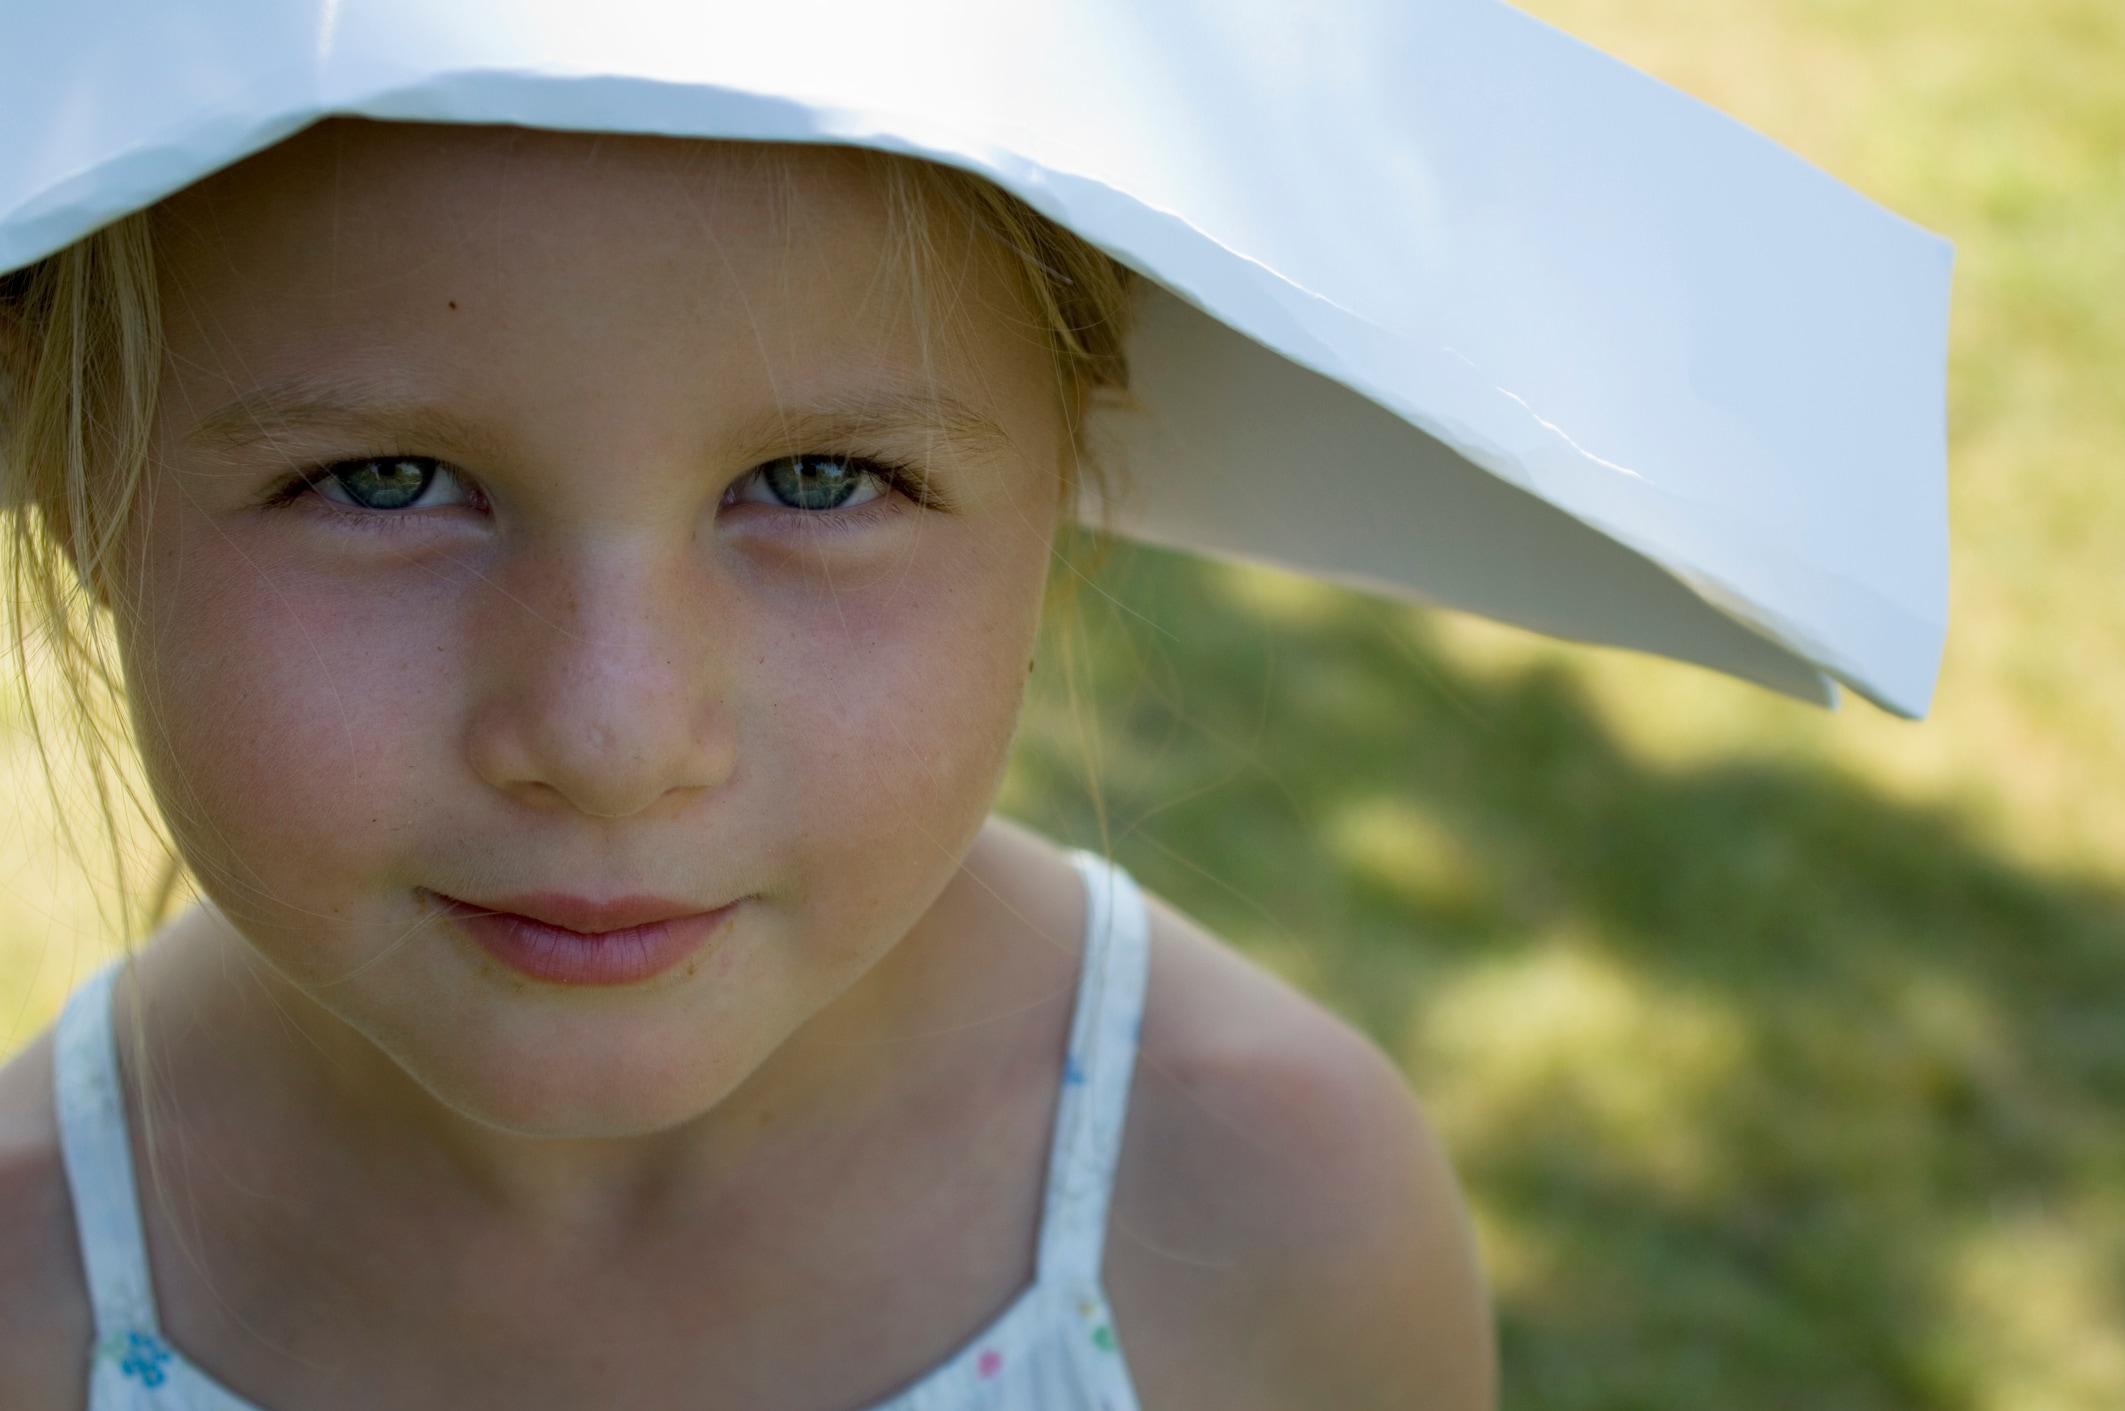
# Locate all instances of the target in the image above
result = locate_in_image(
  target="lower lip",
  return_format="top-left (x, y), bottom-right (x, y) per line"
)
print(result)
top-left (438, 898), bottom-right (735, 987)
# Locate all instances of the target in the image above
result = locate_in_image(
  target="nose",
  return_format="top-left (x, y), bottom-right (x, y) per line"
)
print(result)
top-left (465, 539), bottom-right (736, 819)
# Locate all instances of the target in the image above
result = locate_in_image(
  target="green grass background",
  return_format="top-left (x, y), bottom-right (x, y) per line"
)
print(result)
top-left (4, 1), bottom-right (2120, 1406)
top-left (1002, 1), bottom-right (2125, 1405)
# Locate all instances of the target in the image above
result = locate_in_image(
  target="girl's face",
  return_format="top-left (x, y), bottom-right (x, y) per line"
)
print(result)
top-left (130, 123), bottom-right (1070, 1136)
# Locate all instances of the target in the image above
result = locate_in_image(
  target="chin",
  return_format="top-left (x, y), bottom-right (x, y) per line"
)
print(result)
top-left (302, 956), bottom-right (782, 1141)
top-left (405, 1024), bottom-right (761, 1140)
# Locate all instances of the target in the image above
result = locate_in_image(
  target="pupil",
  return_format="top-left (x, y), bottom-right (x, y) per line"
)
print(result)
top-left (335, 458), bottom-right (432, 510)
top-left (765, 455), bottom-right (862, 510)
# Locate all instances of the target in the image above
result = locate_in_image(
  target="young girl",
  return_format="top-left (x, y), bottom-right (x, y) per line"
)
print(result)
top-left (0, 4), bottom-right (1950, 1408)
top-left (0, 120), bottom-right (1492, 1409)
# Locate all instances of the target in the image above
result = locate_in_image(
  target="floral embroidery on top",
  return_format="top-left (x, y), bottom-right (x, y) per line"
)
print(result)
top-left (977, 1349), bottom-right (1004, 1378)
top-left (109, 1330), bottom-right (175, 1389)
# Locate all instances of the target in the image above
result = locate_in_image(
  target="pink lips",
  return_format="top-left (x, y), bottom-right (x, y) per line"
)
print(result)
top-left (434, 891), bottom-right (734, 987)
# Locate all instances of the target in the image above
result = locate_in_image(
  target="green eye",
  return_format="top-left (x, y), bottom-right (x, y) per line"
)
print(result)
top-left (324, 457), bottom-right (442, 510)
top-left (757, 455), bottom-right (887, 511)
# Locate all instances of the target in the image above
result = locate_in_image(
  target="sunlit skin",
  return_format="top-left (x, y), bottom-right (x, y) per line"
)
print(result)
top-left (0, 122), bottom-right (1495, 1410)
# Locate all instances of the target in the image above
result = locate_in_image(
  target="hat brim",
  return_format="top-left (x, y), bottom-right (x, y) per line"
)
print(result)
top-left (0, 0), bottom-right (1952, 714)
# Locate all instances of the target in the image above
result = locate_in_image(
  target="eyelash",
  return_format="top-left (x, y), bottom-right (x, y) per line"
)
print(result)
top-left (267, 453), bottom-right (936, 517)
top-left (724, 455), bottom-right (932, 513)
top-left (266, 458), bottom-right (474, 514)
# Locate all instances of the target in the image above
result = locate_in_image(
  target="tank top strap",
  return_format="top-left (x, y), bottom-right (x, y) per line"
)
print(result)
top-left (52, 962), bottom-right (165, 1344)
top-left (1036, 852), bottom-right (1152, 1285)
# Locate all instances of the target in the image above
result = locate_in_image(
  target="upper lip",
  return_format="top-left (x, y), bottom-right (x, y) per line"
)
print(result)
top-left (431, 891), bottom-right (725, 935)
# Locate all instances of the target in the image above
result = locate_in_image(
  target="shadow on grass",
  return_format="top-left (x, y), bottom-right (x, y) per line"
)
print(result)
top-left (1002, 543), bottom-right (2125, 1411)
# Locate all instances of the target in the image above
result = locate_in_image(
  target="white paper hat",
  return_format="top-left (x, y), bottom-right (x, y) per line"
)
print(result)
top-left (0, 0), bottom-right (1952, 715)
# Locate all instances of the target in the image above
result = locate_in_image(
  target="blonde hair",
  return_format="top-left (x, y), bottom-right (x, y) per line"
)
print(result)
top-left (902, 163), bottom-right (1134, 411)
top-left (0, 216), bottom-right (174, 939)
top-left (0, 142), bottom-right (1136, 943)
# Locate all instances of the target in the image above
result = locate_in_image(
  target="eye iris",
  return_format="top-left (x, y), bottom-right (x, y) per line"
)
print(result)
top-left (334, 458), bottom-right (433, 510)
top-left (764, 455), bottom-right (865, 510)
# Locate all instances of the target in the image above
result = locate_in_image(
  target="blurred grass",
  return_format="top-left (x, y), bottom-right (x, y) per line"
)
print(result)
top-left (1, 0), bottom-right (2118, 1407)
top-left (999, 1), bottom-right (2125, 1408)
top-left (0, 674), bottom-right (155, 1049)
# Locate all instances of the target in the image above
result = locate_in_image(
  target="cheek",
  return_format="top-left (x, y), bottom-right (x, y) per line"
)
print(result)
top-left (742, 515), bottom-right (1048, 874)
top-left (119, 508), bottom-right (460, 911)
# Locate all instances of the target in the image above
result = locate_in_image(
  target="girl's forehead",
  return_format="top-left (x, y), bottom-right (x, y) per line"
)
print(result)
top-left (160, 123), bottom-right (901, 304)
top-left (152, 121), bottom-right (1055, 433)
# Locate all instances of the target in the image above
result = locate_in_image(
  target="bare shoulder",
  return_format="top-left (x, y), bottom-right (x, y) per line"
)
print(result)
top-left (1105, 892), bottom-right (1495, 1411)
top-left (0, 1029), bottom-right (92, 1408)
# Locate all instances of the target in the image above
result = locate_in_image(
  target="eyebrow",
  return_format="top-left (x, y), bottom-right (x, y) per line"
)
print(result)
top-left (721, 393), bottom-right (1018, 467)
top-left (183, 379), bottom-right (502, 461)
top-left (185, 382), bottom-right (1017, 472)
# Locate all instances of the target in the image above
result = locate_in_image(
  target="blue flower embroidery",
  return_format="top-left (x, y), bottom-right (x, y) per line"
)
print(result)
top-left (114, 1330), bottom-right (174, 1389)
top-left (1063, 1055), bottom-right (1086, 1086)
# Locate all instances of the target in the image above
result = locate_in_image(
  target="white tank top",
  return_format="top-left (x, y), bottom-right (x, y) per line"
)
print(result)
top-left (54, 853), bottom-right (1151, 1411)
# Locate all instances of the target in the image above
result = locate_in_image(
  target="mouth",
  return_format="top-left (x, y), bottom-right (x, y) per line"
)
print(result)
top-left (428, 890), bottom-right (737, 987)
